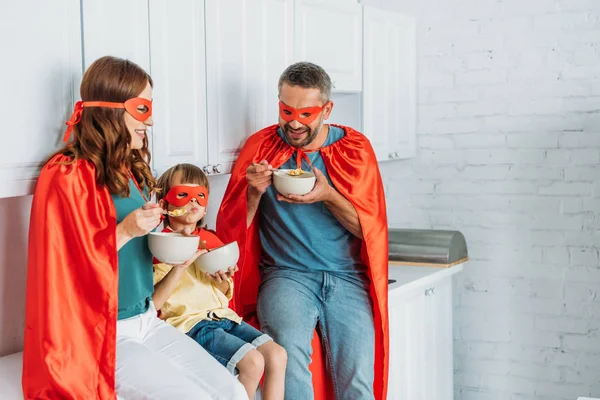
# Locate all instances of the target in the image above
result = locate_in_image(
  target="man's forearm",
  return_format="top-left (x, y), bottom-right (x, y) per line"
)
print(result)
top-left (323, 190), bottom-right (364, 240)
top-left (247, 187), bottom-right (262, 228)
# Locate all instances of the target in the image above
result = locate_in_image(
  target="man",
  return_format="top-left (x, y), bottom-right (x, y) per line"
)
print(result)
top-left (217, 62), bottom-right (388, 400)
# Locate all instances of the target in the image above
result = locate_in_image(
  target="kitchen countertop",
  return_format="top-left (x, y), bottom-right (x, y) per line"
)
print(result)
top-left (388, 263), bottom-right (464, 296)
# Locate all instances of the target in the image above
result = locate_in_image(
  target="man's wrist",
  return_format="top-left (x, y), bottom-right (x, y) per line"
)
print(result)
top-left (322, 186), bottom-right (337, 204)
top-left (247, 186), bottom-right (263, 200)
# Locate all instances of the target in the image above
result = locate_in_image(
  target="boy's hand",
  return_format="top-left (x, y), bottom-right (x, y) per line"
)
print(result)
top-left (172, 249), bottom-right (206, 270)
top-left (204, 265), bottom-right (238, 283)
top-left (204, 266), bottom-right (238, 295)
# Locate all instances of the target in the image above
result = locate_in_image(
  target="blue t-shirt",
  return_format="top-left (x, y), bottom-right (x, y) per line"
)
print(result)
top-left (112, 179), bottom-right (153, 320)
top-left (259, 126), bottom-right (366, 282)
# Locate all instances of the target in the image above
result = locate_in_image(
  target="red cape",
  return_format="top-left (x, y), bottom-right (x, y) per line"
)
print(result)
top-left (216, 124), bottom-right (389, 399)
top-left (23, 155), bottom-right (118, 399)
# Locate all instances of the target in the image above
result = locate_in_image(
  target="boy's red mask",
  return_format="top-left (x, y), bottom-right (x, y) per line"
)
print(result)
top-left (63, 98), bottom-right (153, 142)
top-left (278, 101), bottom-right (329, 125)
top-left (164, 185), bottom-right (209, 207)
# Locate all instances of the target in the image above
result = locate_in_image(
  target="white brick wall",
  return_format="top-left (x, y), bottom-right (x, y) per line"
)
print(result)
top-left (370, 0), bottom-right (600, 398)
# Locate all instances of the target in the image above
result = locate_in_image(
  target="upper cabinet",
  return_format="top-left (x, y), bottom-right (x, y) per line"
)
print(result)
top-left (205, 0), bottom-right (294, 175)
top-left (0, 0), bottom-right (82, 198)
top-left (0, 1), bottom-right (418, 198)
top-left (363, 6), bottom-right (417, 160)
top-left (294, 0), bottom-right (362, 92)
top-left (149, 0), bottom-right (209, 176)
top-left (81, 0), bottom-right (150, 71)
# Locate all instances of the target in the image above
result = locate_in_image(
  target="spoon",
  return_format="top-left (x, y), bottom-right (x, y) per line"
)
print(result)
top-left (198, 239), bottom-right (211, 253)
top-left (166, 208), bottom-right (188, 217)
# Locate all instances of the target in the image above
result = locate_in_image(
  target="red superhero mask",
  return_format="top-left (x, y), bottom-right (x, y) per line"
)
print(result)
top-left (163, 185), bottom-right (209, 207)
top-left (278, 101), bottom-right (329, 125)
top-left (63, 98), bottom-right (153, 142)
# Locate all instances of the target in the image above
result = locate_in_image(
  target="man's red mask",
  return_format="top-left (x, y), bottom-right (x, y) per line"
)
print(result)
top-left (164, 185), bottom-right (209, 207)
top-left (63, 98), bottom-right (153, 142)
top-left (278, 101), bottom-right (329, 125)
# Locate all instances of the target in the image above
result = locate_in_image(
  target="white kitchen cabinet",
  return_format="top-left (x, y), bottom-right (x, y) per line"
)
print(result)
top-left (0, 0), bottom-right (82, 198)
top-left (81, 0), bottom-right (150, 72)
top-left (387, 264), bottom-right (462, 400)
top-left (149, 0), bottom-right (209, 176)
top-left (294, 0), bottom-right (362, 92)
top-left (205, 0), bottom-right (294, 175)
top-left (363, 7), bottom-right (416, 161)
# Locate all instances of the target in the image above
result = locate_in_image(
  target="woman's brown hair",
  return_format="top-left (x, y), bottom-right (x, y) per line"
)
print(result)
top-left (156, 164), bottom-right (210, 227)
top-left (51, 56), bottom-right (155, 197)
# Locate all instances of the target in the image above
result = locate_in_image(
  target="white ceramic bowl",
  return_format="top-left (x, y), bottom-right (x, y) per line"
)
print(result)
top-left (272, 169), bottom-right (316, 196)
top-left (194, 241), bottom-right (240, 275)
top-left (147, 232), bottom-right (200, 264)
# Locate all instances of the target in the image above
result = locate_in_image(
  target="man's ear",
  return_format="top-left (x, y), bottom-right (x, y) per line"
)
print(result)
top-left (323, 101), bottom-right (334, 120)
top-left (158, 199), bottom-right (167, 209)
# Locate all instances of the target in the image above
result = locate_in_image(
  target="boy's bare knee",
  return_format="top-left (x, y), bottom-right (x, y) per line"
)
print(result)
top-left (271, 343), bottom-right (287, 368)
top-left (261, 341), bottom-right (287, 369)
top-left (238, 349), bottom-right (265, 380)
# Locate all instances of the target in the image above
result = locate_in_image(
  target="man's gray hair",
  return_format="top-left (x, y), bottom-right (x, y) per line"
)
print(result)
top-left (278, 62), bottom-right (332, 103)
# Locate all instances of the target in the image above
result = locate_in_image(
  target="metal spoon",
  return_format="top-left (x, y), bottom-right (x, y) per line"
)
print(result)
top-left (166, 208), bottom-right (188, 217)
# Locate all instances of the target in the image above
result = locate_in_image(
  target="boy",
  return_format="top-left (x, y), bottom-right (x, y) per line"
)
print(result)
top-left (153, 164), bottom-right (287, 400)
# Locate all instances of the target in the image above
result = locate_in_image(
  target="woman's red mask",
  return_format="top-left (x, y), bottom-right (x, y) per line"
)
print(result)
top-left (63, 98), bottom-right (153, 142)
top-left (164, 185), bottom-right (209, 208)
top-left (278, 101), bottom-right (329, 125)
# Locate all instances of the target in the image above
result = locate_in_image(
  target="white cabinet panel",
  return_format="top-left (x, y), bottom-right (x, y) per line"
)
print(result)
top-left (388, 266), bottom-right (459, 400)
top-left (0, 0), bottom-right (82, 198)
top-left (81, 0), bottom-right (150, 71)
top-left (295, 0), bottom-right (362, 92)
top-left (423, 278), bottom-right (454, 400)
top-left (149, 0), bottom-right (208, 175)
top-left (206, 0), bottom-right (293, 175)
top-left (388, 288), bottom-right (426, 399)
top-left (363, 7), bottom-right (416, 161)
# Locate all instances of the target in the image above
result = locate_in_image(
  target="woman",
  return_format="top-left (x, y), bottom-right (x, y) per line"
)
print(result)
top-left (22, 56), bottom-right (247, 400)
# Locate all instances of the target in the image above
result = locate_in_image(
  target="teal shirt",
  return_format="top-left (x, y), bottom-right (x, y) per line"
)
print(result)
top-left (112, 179), bottom-right (153, 320)
top-left (259, 126), bottom-right (366, 284)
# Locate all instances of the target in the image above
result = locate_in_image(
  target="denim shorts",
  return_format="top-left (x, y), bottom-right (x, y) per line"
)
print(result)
top-left (187, 318), bottom-right (272, 374)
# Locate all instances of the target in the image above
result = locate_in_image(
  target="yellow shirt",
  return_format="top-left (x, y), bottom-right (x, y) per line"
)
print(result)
top-left (153, 228), bottom-right (242, 333)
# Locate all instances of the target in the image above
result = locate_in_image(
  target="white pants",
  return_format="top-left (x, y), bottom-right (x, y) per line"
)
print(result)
top-left (115, 303), bottom-right (247, 400)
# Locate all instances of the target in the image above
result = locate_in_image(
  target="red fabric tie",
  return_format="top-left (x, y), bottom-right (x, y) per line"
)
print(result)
top-left (63, 101), bottom-right (84, 142)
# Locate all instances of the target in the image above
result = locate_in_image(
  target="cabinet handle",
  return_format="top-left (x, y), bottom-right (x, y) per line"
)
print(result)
top-left (213, 164), bottom-right (223, 174)
top-left (388, 153), bottom-right (394, 160)
top-left (394, 152), bottom-right (399, 158)
top-left (424, 287), bottom-right (436, 296)
top-left (203, 165), bottom-right (213, 175)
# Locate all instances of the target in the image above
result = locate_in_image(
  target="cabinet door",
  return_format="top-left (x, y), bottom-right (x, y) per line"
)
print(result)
top-left (149, 0), bottom-right (209, 175)
top-left (205, 0), bottom-right (293, 175)
top-left (294, 0), bottom-right (362, 92)
top-left (388, 288), bottom-right (427, 400)
top-left (81, 0), bottom-right (150, 71)
top-left (422, 276), bottom-right (454, 400)
top-left (363, 7), bottom-right (416, 161)
top-left (0, 0), bottom-right (82, 198)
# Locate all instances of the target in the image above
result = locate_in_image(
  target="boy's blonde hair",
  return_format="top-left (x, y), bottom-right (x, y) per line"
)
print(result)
top-left (156, 163), bottom-right (210, 228)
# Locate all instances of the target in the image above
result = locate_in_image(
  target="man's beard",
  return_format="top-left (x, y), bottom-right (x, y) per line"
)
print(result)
top-left (283, 117), bottom-right (323, 148)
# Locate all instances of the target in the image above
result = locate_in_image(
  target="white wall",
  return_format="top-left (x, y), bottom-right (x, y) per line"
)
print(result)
top-left (2, 2), bottom-right (599, 399)
top-left (0, 196), bottom-right (31, 356)
top-left (368, 0), bottom-right (600, 398)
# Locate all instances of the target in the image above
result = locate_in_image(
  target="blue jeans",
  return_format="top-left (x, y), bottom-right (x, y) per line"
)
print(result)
top-left (257, 268), bottom-right (375, 400)
top-left (187, 319), bottom-right (272, 374)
